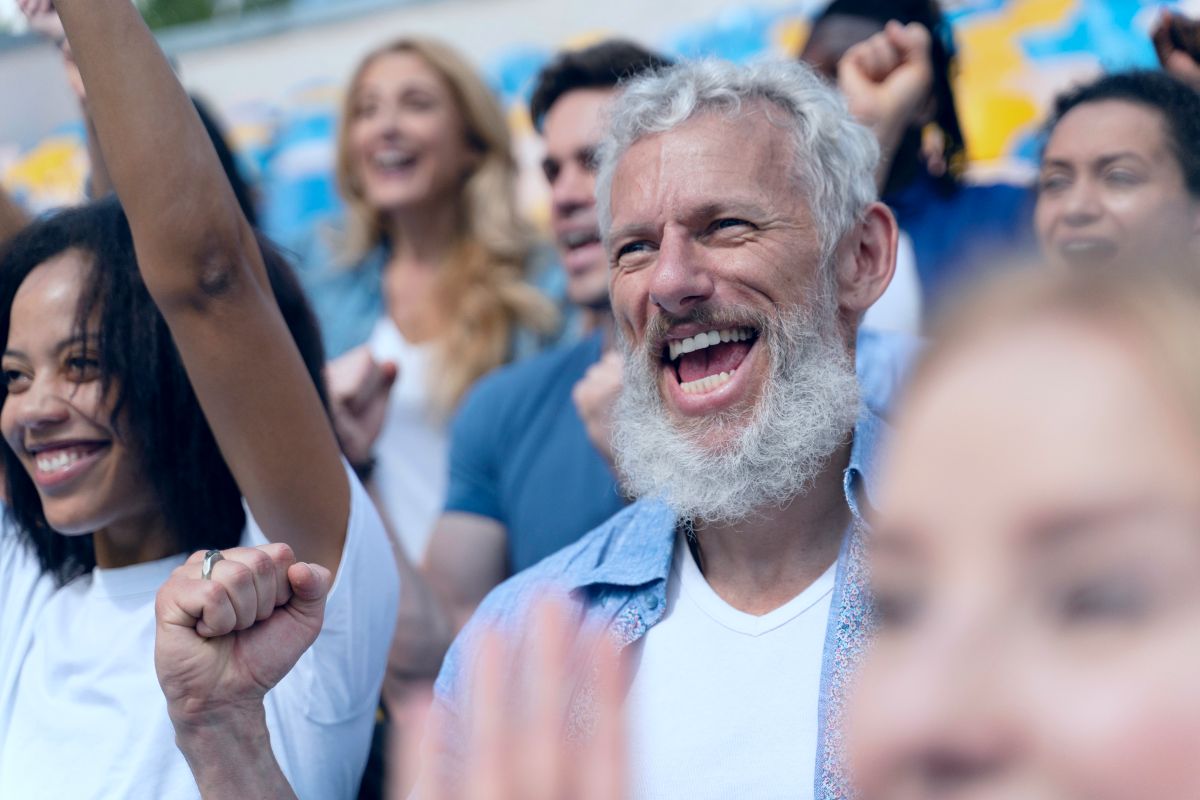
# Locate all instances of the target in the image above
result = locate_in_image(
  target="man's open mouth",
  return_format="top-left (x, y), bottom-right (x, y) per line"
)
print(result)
top-left (663, 326), bottom-right (759, 395)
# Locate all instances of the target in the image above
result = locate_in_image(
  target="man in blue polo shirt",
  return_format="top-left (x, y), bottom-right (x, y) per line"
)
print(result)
top-left (420, 41), bottom-right (674, 631)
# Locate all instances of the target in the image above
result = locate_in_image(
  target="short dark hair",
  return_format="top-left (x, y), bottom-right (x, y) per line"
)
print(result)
top-left (1047, 69), bottom-right (1200, 199)
top-left (529, 40), bottom-right (674, 132)
top-left (0, 197), bottom-right (327, 584)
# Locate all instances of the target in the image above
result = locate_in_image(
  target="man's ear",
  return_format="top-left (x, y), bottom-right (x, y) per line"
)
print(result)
top-left (835, 201), bottom-right (898, 318)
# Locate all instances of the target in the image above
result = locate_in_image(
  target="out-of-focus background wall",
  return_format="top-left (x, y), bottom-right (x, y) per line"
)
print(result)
top-left (0, 0), bottom-right (1190, 241)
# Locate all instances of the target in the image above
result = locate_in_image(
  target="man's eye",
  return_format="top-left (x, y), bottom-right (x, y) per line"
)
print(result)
top-left (616, 241), bottom-right (654, 259)
top-left (580, 147), bottom-right (600, 173)
top-left (542, 160), bottom-right (560, 185)
top-left (708, 218), bottom-right (753, 233)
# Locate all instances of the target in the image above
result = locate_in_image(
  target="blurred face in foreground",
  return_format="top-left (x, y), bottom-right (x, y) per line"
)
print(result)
top-left (852, 314), bottom-right (1200, 799)
top-left (1036, 99), bottom-right (1200, 270)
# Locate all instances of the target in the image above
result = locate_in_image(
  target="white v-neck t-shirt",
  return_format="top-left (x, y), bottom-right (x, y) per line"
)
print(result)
top-left (0, 467), bottom-right (399, 799)
top-left (626, 535), bottom-right (836, 800)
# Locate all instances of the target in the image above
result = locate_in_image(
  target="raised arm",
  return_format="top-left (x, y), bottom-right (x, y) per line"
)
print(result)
top-left (44, 0), bottom-right (348, 569)
top-left (0, 183), bottom-right (28, 247)
top-left (838, 21), bottom-right (934, 193)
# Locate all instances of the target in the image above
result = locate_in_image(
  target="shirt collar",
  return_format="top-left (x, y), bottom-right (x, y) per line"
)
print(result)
top-left (569, 406), bottom-right (889, 592)
top-left (845, 405), bottom-right (887, 523)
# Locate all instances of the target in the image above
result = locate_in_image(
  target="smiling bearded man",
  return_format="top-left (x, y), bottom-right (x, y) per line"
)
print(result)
top-left (614, 281), bottom-right (860, 525)
top-left (426, 58), bottom-right (903, 800)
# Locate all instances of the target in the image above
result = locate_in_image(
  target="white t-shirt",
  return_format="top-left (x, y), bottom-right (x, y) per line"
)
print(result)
top-left (367, 316), bottom-right (448, 560)
top-left (0, 467), bottom-right (399, 800)
top-left (625, 535), bottom-right (836, 800)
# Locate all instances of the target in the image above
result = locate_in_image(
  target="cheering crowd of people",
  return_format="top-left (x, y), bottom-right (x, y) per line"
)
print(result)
top-left (2, 0), bottom-right (1200, 798)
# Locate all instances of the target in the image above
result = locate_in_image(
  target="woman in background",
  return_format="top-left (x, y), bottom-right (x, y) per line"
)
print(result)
top-left (1035, 70), bottom-right (1200, 272)
top-left (303, 37), bottom-right (555, 561)
top-left (1, 1), bottom-right (398, 797)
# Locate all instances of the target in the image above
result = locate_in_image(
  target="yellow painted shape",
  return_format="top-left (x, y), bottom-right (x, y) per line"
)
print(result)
top-left (4, 137), bottom-right (88, 201)
top-left (774, 18), bottom-right (811, 57)
top-left (953, 0), bottom-right (1077, 162)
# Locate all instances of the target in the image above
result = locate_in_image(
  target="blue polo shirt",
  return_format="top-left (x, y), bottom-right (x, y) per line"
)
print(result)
top-left (444, 332), bottom-right (626, 574)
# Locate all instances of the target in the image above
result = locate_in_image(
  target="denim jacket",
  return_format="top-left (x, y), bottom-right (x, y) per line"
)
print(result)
top-left (432, 409), bottom-right (886, 799)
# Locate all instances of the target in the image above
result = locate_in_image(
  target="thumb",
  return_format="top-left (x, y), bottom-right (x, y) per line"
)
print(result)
top-left (285, 562), bottom-right (333, 620)
top-left (379, 360), bottom-right (399, 389)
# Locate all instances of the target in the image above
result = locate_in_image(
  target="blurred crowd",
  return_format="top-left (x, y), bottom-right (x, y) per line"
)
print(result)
top-left (2, 0), bottom-right (1200, 798)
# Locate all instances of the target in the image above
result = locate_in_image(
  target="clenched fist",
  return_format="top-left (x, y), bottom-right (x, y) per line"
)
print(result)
top-left (572, 350), bottom-right (623, 468)
top-left (154, 543), bottom-right (332, 727)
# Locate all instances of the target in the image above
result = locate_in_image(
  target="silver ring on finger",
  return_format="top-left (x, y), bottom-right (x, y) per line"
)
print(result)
top-left (201, 549), bottom-right (224, 581)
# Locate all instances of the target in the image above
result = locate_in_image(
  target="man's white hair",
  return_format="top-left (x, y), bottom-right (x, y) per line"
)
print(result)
top-left (595, 58), bottom-right (880, 261)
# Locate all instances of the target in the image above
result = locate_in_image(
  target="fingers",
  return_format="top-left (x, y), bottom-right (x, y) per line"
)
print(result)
top-left (521, 601), bottom-right (573, 800)
top-left (465, 629), bottom-right (511, 800)
top-left (283, 561), bottom-right (333, 624)
top-left (166, 544), bottom-right (298, 637)
top-left (454, 596), bottom-right (628, 800)
top-left (886, 20), bottom-right (932, 64)
top-left (578, 631), bottom-right (629, 800)
top-left (327, 346), bottom-right (397, 416)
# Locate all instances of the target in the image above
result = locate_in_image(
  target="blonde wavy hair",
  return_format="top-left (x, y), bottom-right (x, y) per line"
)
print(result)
top-left (334, 37), bottom-right (557, 413)
top-left (916, 260), bottom-right (1200, 443)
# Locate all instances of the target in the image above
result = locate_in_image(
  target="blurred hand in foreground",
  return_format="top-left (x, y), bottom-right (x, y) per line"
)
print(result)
top-left (402, 598), bottom-right (629, 799)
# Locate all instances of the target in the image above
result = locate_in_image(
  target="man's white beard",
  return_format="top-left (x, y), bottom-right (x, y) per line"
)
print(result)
top-left (612, 297), bottom-right (861, 526)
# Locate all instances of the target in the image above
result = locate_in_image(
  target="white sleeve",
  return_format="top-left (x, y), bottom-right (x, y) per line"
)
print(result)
top-left (248, 464), bottom-right (400, 799)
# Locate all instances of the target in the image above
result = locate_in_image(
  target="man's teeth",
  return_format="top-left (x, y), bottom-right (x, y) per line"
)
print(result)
top-left (680, 369), bottom-right (735, 395)
top-left (36, 449), bottom-right (86, 474)
top-left (668, 327), bottom-right (754, 361)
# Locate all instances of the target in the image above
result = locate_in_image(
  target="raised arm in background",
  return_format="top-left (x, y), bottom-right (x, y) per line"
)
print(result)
top-left (838, 21), bottom-right (934, 193)
top-left (0, 183), bottom-right (29, 247)
top-left (44, 0), bottom-right (348, 571)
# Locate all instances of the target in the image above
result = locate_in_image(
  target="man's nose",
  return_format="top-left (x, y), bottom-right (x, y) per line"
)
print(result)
top-left (648, 228), bottom-right (715, 315)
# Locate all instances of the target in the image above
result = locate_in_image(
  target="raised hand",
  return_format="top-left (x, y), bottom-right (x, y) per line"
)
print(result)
top-left (572, 350), bottom-right (624, 468)
top-left (838, 20), bottom-right (934, 131)
top-left (408, 599), bottom-right (629, 800)
top-left (325, 345), bottom-right (399, 472)
top-left (838, 20), bottom-right (933, 189)
top-left (1152, 11), bottom-right (1200, 92)
top-left (154, 543), bottom-right (332, 725)
top-left (16, 0), bottom-right (55, 19)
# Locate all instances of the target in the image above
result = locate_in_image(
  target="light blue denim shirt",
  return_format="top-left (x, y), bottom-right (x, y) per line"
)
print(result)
top-left (431, 406), bottom-right (888, 799)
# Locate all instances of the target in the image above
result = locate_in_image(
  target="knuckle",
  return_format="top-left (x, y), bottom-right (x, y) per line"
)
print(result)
top-left (199, 580), bottom-right (226, 607)
top-left (223, 560), bottom-right (255, 591)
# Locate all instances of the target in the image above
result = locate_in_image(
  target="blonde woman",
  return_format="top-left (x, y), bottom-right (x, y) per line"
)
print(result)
top-left (299, 38), bottom-right (556, 560)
